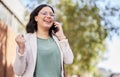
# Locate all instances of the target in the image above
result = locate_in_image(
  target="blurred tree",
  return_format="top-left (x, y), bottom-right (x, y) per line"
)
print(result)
top-left (21, 0), bottom-right (108, 77)
top-left (95, 0), bottom-right (120, 38)
top-left (55, 0), bottom-right (107, 77)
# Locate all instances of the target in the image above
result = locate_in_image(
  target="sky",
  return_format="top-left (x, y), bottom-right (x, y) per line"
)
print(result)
top-left (21, 0), bottom-right (120, 73)
top-left (97, 35), bottom-right (120, 73)
top-left (96, 0), bottom-right (120, 73)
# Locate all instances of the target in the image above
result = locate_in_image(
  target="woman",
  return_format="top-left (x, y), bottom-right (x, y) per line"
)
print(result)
top-left (13, 4), bottom-right (74, 77)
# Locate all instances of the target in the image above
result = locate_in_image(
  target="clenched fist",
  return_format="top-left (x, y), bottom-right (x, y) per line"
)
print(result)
top-left (15, 34), bottom-right (26, 55)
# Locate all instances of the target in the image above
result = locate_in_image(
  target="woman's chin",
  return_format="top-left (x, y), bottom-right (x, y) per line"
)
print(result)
top-left (44, 24), bottom-right (52, 28)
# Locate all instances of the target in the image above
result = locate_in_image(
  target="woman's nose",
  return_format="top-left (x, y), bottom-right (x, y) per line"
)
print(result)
top-left (46, 14), bottom-right (53, 19)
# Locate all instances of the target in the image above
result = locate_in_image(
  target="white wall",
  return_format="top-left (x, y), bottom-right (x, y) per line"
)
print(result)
top-left (1, 0), bottom-right (27, 25)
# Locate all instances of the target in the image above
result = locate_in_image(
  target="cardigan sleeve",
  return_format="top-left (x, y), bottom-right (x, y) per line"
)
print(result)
top-left (13, 34), bottom-right (29, 76)
top-left (13, 46), bottom-right (27, 76)
top-left (59, 39), bottom-right (74, 64)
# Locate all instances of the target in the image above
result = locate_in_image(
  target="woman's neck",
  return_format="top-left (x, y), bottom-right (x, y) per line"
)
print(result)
top-left (36, 28), bottom-right (50, 39)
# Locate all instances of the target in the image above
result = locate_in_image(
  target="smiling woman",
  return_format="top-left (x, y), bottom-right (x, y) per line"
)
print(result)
top-left (13, 4), bottom-right (74, 77)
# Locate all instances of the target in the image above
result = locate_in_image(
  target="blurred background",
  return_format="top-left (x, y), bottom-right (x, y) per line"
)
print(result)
top-left (0, 0), bottom-right (120, 77)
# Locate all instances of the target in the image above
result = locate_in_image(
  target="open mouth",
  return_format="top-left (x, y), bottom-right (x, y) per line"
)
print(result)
top-left (43, 19), bottom-right (52, 24)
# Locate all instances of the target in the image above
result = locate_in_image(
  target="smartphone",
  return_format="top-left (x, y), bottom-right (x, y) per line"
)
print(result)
top-left (50, 23), bottom-right (58, 33)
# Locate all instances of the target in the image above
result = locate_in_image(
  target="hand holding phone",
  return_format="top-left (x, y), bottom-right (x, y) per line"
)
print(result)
top-left (50, 22), bottom-right (66, 40)
top-left (50, 23), bottom-right (58, 33)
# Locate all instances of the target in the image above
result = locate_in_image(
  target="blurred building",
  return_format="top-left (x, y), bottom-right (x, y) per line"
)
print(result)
top-left (98, 68), bottom-right (112, 77)
top-left (0, 0), bottom-right (27, 77)
top-left (109, 73), bottom-right (120, 77)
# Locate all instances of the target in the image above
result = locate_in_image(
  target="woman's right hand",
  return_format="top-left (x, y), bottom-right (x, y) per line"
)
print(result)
top-left (15, 34), bottom-right (26, 55)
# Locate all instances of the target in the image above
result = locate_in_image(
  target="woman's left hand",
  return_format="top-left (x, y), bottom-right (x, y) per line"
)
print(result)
top-left (53, 22), bottom-right (66, 41)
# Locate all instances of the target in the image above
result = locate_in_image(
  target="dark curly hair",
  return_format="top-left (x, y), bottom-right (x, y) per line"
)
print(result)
top-left (26, 4), bottom-right (54, 36)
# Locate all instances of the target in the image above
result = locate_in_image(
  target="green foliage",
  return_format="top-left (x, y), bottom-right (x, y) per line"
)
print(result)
top-left (55, 0), bottom-right (108, 76)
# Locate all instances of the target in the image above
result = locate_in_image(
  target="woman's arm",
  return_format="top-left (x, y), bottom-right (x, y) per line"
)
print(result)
top-left (13, 34), bottom-right (28, 76)
top-left (59, 39), bottom-right (74, 64)
top-left (52, 22), bottom-right (74, 64)
top-left (13, 46), bottom-right (27, 76)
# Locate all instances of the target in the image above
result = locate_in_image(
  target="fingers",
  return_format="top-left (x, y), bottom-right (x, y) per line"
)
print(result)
top-left (54, 22), bottom-right (62, 27)
top-left (54, 22), bottom-right (63, 31)
top-left (16, 34), bottom-right (25, 43)
top-left (15, 34), bottom-right (26, 54)
top-left (15, 34), bottom-right (26, 48)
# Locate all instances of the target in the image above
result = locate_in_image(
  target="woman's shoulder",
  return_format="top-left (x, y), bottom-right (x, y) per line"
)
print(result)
top-left (24, 33), bottom-right (35, 39)
top-left (25, 33), bottom-right (34, 36)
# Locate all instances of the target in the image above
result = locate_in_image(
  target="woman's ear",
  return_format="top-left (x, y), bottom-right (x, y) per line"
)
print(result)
top-left (35, 16), bottom-right (38, 22)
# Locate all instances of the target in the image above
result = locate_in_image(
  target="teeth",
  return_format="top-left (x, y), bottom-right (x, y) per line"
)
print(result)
top-left (46, 21), bottom-right (49, 23)
top-left (44, 20), bottom-right (51, 23)
top-left (44, 21), bottom-right (50, 24)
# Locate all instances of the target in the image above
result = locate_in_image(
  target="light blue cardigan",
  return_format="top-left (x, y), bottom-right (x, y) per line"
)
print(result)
top-left (13, 33), bottom-right (74, 77)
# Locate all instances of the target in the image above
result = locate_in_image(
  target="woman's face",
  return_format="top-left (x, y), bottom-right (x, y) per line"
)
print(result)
top-left (35, 6), bottom-right (54, 30)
